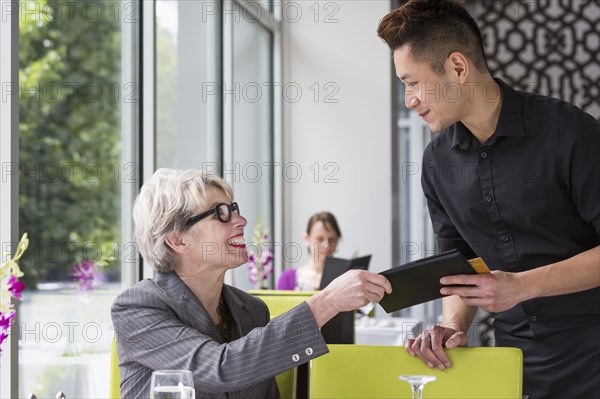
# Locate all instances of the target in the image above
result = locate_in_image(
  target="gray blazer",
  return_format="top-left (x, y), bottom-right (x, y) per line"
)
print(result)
top-left (111, 272), bottom-right (328, 399)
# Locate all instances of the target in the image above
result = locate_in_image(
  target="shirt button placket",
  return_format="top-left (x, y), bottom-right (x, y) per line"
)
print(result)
top-left (479, 148), bottom-right (510, 258)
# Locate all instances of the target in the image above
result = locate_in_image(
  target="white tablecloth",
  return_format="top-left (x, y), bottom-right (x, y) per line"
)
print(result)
top-left (19, 351), bottom-right (110, 399)
top-left (355, 317), bottom-right (421, 346)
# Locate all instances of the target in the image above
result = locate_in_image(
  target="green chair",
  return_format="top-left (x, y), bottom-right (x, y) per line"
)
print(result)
top-left (249, 289), bottom-right (317, 317)
top-left (110, 338), bottom-right (120, 399)
top-left (309, 344), bottom-right (523, 398)
top-left (249, 290), bottom-right (317, 399)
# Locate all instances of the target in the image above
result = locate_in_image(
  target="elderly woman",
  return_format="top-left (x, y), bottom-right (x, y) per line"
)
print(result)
top-left (111, 169), bottom-right (391, 398)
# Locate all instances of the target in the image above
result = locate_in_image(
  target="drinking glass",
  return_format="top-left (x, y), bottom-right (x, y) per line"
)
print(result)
top-left (399, 375), bottom-right (436, 399)
top-left (150, 370), bottom-right (195, 399)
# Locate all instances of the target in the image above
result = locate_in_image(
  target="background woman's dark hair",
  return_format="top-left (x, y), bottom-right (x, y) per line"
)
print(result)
top-left (306, 212), bottom-right (342, 239)
top-left (377, 0), bottom-right (488, 74)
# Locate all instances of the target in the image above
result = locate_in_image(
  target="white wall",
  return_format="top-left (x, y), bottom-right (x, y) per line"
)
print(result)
top-left (281, 1), bottom-right (392, 275)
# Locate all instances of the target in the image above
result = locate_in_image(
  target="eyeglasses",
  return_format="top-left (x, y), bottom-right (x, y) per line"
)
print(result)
top-left (185, 202), bottom-right (240, 227)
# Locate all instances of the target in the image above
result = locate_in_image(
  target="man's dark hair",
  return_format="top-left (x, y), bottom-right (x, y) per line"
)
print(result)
top-left (377, 0), bottom-right (489, 74)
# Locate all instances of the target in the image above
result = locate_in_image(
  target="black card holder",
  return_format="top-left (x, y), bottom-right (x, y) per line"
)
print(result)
top-left (378, 249), bottom-right (486, 313)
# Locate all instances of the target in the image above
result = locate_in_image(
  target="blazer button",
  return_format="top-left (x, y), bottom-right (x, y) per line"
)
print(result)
top-left (305, 348), bottom-right (314, 356)
top-left (292, 354), bottom-right (300, 362)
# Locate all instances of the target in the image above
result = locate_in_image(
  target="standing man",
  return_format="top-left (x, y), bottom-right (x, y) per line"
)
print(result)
top-left (377, 0), bottom-right (599, 397)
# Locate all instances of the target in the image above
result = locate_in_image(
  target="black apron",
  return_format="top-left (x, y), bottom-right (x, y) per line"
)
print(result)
top-left (495, 321), bottom-right (600, 398)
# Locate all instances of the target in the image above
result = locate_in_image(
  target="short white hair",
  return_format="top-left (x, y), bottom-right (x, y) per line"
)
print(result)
top-left (133, 168), bottom-right (233, 273)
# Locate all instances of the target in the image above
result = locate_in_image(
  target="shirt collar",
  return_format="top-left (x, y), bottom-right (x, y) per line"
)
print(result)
top-left (450, 78), bottom-right (525, 150)
top-left (450, 122), bottom-right (474, 150)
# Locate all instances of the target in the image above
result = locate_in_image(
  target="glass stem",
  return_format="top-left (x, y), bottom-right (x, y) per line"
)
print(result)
top-left (411, 384), bottom-right (424, 399)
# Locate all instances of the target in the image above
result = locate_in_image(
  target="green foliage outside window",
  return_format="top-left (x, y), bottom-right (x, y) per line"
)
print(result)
top-left (19, 0), bottom-right (122, 287)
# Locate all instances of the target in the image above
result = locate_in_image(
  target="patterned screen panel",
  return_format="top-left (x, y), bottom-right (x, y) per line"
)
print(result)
top-left (471, 0), bottom-right (599, 119)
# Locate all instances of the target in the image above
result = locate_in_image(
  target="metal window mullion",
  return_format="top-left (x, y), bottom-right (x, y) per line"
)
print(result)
top-left (0, 0), bottom-right (20, 397)
top-left (120, 0), bottom-right (142, 286)
top-left (223, 0), bottom-right (235, 285)
top-left (141, 0), bottom-right (156, 279)
top-left (236, 0), bottom-right (281, 33)
top-left (272, 21), bottom-right (284, 286)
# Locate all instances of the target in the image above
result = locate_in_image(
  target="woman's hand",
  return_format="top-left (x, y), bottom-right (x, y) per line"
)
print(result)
top-left (307, 270), bottom-right (392, 327)
top-left (326, 269), bottom-right (393, 312)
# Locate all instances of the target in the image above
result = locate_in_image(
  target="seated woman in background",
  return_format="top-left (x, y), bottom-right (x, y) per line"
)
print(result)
top-left (277, 212), bottom-right (342, 291)
top-left (111, 169), bottom-right (391, 398)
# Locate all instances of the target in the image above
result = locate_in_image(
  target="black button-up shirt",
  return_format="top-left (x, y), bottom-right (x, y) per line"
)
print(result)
top-left (421, 79), bottom-right (600, 338)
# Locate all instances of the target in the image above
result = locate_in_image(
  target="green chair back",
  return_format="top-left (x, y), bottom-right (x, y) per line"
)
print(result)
top-left (249, 290), bottom-right (317, 399)
top-left (110, 337), bottom-right (121, 399)
top-left (248, 289), bottom-right (317, 317)
top-left (309, 344), bottom-right (523, 398)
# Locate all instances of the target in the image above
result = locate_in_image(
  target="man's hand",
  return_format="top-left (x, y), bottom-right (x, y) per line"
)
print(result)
top-left (405, 325), bottom-right (468, 370)
top-left (439, 270), bottom-right (526, 313)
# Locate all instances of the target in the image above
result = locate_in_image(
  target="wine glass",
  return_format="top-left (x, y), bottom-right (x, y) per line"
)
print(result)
top-left (399, 375), bottom-right (436, 399)
top-left (150, 370), bottom-right (195, 399)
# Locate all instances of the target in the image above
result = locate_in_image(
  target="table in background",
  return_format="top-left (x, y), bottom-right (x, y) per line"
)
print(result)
top-left (20, 350), bottom-right (110, 398)
top-left (355, 317), bottom-right (421, 346)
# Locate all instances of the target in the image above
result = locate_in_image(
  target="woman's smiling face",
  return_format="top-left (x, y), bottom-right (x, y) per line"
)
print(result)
top-left (186, 186), bottom-right (248, 271)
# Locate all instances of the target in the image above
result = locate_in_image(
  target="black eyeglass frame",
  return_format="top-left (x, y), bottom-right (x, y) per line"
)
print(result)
top-left (185, 202), bottom-right (240, 227)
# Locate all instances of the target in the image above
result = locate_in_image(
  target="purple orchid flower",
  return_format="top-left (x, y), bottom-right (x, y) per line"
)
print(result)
top-left (6, 275), bottom-right (26, 300)
top-left (0, 330), bottom-right (8, 351)
top-left (0, 311), bottom-right (15, 331)
top-left (72, 260), bottom-right (104, 293)
top-left (263, 248), bottom-right (273, 267)
top-left (246, 222), bottom-right (274, 288)
top-left (247, 261), bottom-right (259, 284)
top-left (0, 311), bottom-right (16, 351)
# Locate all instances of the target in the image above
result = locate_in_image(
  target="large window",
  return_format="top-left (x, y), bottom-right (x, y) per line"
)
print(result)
top-left (156, 0), bottom-right (280, 289)
top-left (227, 1), bottom-right (275, 290)
top-left (1, 0), bottom-right (281, 395)
top-left (156, 0), bottom-right (222, 169)
top-left (16, 1), bottom-right (139, 396)
top-left (1, 1), bottom-right (21, 394)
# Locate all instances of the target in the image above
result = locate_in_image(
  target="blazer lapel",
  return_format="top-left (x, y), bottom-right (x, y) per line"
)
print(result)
top-left (154, 272), bottom-right (220, 339)
top-left (154, 273), bottom-right (261, 342)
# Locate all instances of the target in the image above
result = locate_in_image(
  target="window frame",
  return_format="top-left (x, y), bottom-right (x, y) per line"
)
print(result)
top-left (223, 0), bottom-right (283, 286)
top-left (1, 0), bottom-right (144, 394)
top-left (2, 0), bottom-right (285, 392)
top-left (0, 0), bottom-right (20, 396)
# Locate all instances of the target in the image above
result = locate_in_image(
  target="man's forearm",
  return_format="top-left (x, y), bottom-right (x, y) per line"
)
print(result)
top-left (519, 245), bottom-right (600, 300)
top-left (442, 295), bottom-right (478, 333)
